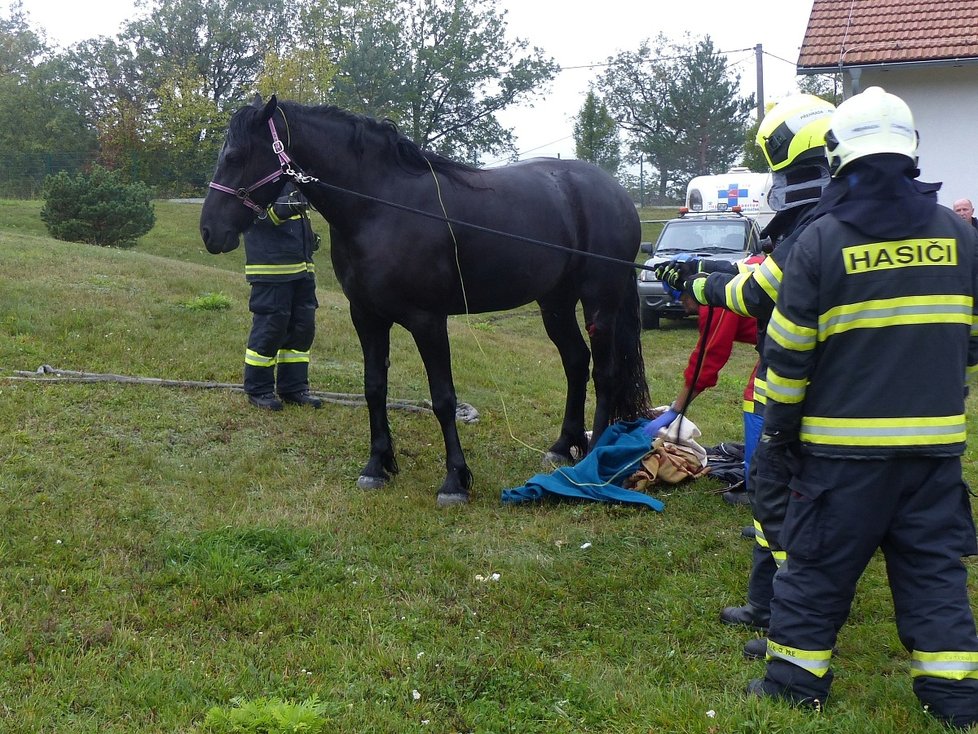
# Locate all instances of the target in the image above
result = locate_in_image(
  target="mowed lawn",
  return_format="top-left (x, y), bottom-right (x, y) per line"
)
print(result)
top-left (1, 200), bottom-right (978, 733)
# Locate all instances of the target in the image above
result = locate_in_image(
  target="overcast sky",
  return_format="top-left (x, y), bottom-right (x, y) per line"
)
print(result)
top-left (16, 0), bottom-right (815, 162)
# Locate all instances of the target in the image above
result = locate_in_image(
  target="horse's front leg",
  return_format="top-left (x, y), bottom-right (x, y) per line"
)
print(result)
top-left (408, 315), bottom-right (472, 506)
top-left (350, 304), bottom-right (398, 489)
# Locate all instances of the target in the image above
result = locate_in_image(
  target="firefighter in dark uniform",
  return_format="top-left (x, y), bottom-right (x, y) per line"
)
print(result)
top-left (747, 86), bottom-right (978, 727)
top-left (239, 182), bottom-right (323, 410)
top-left (659, 94), bottom-right (836, 659)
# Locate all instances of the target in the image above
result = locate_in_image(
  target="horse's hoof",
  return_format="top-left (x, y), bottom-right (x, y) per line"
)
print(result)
top-left (436, 492), bottom-right (469, 507)
top-left (542, 451), bottom-right (574, 469)
top-left (357, 475), bottom-right (387, 490)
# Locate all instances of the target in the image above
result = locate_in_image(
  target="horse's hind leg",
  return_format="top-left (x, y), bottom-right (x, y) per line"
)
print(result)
top-left (407, 314), bottom-right (472, 506)
top-left (538, 296), bottom-right (590, 465)
top-left (351, 304), bottom-right (398, 489)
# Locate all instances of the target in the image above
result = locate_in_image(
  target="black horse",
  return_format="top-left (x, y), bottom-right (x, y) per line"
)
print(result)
top-left (200, 95), bottom-right (650, 506)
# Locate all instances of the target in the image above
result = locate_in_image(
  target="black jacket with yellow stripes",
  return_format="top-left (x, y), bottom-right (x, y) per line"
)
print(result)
top-left (763, 166), bottom-right (978, 459)
top-left (242, 211), bottom-right (317, 283)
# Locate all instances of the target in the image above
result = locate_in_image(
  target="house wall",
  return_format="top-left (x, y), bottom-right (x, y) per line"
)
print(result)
top-left (844, 64), bottom-right (978, 207)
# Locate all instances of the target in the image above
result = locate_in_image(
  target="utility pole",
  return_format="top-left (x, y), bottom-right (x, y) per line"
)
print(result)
top-left (755, 43), bottom-right (765, 119)
top-left (639, 155), bottom-right (645, 207)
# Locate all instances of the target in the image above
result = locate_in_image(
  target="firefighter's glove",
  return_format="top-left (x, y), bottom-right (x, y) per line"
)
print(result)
top-left (658, 257), bottom-right (701, 293)
top-left (748, 431), bottom-right (801, 555)
top-left (688, 272), bottom-right (709, 304)
top-left (269, 194), bottom-right (309, 224)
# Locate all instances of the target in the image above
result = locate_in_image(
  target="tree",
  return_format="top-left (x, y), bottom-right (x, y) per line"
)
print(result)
top-left (143, 67), bottom-right (226, 193)
top-left (0, 6), bottom-right (97, 195)
top-left (798, 73), bottom-right (843, 106)
top-left (741, 114), bottom-right (767, 172)
top-left (122, 0), bottom-right (291, 108)
top-left (573, 90), bottom-right (621, 177)
top-left (303, 0), bottom-right (558, 161)
top-left (598, 34), bottom-right (754, 200)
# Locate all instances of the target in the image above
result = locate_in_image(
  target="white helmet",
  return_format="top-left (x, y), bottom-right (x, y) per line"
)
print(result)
top-left (824, 86), bottom-right (918, 175)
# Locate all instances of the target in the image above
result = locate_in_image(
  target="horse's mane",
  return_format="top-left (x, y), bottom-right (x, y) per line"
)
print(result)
top-left (278, 101), bottom-right (481, 182)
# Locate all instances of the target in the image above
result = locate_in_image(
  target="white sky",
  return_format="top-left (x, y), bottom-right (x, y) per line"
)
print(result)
top-left (15, 0), bottom-right (815, 163)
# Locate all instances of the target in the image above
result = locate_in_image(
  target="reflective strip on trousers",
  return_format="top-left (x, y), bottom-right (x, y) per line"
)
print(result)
top-left (911, 650), bottom-right (978, 680)
top-left (767, 639), bottom-right (832, 677)
top-left (753, 519), bottom-right (785, 566)
top-left (277, 349), bottom-right (310, 364)
top-left (245, 349), bottom-right (276, 367)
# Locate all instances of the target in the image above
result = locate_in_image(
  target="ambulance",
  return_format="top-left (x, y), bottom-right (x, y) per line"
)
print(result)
top-left (685, 166), bottom-right (774, 229)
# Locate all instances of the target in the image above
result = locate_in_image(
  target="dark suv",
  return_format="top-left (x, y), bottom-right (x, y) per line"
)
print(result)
top-left (637, 211), bottom-right (763, 329)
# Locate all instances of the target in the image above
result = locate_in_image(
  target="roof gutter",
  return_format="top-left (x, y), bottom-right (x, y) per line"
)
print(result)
top-left (798, 55), bottom-right (978, 76)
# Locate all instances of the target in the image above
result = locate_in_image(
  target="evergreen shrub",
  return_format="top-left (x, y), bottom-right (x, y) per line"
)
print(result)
top-left (41, 166), bottom-right (155, 248)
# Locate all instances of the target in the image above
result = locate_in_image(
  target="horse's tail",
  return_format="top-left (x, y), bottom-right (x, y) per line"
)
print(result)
top-left (611, 272), bottom-right (652, 422)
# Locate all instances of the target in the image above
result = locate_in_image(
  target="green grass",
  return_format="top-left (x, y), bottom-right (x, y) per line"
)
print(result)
top-left (0, 199), bottom-right (976, 732)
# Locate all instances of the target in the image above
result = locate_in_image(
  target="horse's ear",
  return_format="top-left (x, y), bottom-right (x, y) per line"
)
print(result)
top-left (260, 94), bottom-right (278, 123)
top-left (251, 92), bottom-right (263, 107)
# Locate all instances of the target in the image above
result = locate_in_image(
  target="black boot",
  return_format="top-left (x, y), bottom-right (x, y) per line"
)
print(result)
top-left (720, 601), bottom-right (770, 630)
top-left (743, 637), bottom-right (767, 660)
top-left (746, 678), bottom-right (824, 710)
top-left (279, 390), bottom-right (323, 408)
top-left (248, 392), bottom-right (284, 411)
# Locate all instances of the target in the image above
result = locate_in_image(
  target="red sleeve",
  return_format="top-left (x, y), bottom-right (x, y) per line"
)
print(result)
top-left (683, 306), bottom-right (742, 391)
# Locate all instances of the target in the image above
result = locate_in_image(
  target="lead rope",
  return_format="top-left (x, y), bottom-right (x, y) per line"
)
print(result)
top-left (424, 161), bottom-right (647, 490)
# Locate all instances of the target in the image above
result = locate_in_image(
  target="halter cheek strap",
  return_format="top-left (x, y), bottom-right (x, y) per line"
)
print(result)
top-left (208, 117), bottom-right (294, 214)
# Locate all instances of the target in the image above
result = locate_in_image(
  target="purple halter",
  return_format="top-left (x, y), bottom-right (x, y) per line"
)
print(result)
top-left (208, 117), bottom-right (294, 214)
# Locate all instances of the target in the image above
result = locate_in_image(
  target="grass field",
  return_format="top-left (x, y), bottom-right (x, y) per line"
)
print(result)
top-left (1, 200), bottom-right (977, 732)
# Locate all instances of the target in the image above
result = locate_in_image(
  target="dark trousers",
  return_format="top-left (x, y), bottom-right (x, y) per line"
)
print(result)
top-left (764, 454), bottom-right (978, 724)
top-left (243, 278), bottom-right (318, 396)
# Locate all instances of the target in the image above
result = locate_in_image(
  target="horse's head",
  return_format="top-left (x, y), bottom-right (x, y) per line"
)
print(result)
top-left (199, 94), bottom-right (289, 253)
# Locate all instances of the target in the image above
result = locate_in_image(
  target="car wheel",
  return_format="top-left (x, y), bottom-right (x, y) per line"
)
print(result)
top-left (641, 307), bottom-right (660, 330)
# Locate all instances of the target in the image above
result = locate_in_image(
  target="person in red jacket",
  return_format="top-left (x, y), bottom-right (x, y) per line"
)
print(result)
top-left (667, 259), bottom-right (762, 503)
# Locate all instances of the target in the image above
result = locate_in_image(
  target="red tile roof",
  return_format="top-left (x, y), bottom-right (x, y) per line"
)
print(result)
top-left (798, 0), bottom-right (978, 70)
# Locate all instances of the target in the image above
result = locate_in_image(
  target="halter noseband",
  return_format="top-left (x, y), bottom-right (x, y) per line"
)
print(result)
top-left (208, 116), bottom-right (294, 215)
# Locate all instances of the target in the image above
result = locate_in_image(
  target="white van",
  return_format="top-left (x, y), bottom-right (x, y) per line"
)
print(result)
top-left (685, 167), bottom-right (774, 229)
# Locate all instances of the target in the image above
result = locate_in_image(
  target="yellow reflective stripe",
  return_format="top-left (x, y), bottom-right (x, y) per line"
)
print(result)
top-left (742, 398), bottom-right (755, 413)
top-left (768, 307), bottom-right (817, 352)
top-left (722, 272), bottom-right (752, 317)
top-left (753, 518), bottom-right (769, 548)
top-left (245, 349), bottom-right (276, 367)
top-left (753, 520), bottom-right (786, 564)
top-left (753, 377), bottom-right (767, 405)
top-left (266, 209), bottom-right (303, 226)
top-left (766, 368), bottom-right (807, 404)
top-left (245, 262), bottom-right (314, 275)
top-left (277, 349), bottom-right (310, 364)
top-left (736, 259), bottom-right (761, 274)
top-left (820, 295), bottom-right (973, 339)
top-left (800, 415), bottom-right (967, 446)
top-left (754, 257), bottom-right (782, 303)
top-left (911, 650), bottom-right (978, 680)
top-left (767, 640), bottom-right (833, 677)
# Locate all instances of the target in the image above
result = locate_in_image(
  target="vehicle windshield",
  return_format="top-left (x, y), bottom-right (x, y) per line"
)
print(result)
top-left (655, 220), bottom-right (748, 255)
